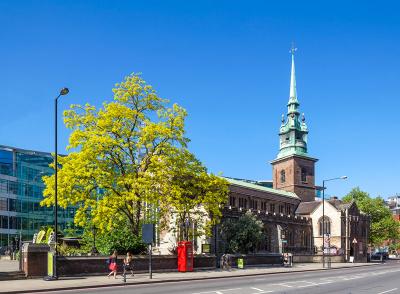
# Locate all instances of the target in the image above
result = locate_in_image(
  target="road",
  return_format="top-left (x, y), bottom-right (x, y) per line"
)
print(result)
top-left (41, 262), bottom-right (400, 294)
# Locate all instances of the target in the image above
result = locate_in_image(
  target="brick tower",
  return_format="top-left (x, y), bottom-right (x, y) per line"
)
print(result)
top-left (270, 47), bottom-right (318, 202)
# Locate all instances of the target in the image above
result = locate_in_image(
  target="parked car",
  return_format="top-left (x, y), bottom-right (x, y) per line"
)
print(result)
top-left (371, 252), bottom-right (389, 260)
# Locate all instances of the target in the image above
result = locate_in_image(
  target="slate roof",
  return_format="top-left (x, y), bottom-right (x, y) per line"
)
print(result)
top-left (328, 199), bottom-right (352, 211)
top-left (295, 201), bottom-right (321, 215)
top-left (223, 177), bottom-right (300, 200)
top-left (296, 199), bottom-right (354, 215)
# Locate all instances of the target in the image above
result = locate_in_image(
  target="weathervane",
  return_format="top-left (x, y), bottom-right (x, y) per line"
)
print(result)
top-left (290, 42), bottom-right (297, 55)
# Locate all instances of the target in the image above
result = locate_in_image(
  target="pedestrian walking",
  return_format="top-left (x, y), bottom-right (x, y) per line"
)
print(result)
top-left (107, 250), bottom-right (118, 279)
top-left (123, 251), bottom-right (134, 282)
top-left (124, 252), bottom-right (134, 275)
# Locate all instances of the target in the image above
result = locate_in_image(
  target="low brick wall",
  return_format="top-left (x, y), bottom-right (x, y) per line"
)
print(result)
top-left (293, 254), bottom-right (345, 263)
top-left (57, 254), bottom-right (216, 276)
top-left (224, 253), bottom-right (283, 268)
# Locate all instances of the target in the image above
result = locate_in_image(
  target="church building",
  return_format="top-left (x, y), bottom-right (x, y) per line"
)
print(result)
top-left (215, 48), bottom-right (316, 255)
top-left (158, 48), bottom-right (369, 262)
top-left (215, 47), bottom-right (369, 262)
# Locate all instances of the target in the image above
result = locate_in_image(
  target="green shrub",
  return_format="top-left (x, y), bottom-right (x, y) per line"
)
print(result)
top-left (220, 211), bottom-right (264, 254)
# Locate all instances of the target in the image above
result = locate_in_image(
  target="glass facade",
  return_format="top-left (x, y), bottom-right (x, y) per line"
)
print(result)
top-left (0, 145), bottom-right (76, 249)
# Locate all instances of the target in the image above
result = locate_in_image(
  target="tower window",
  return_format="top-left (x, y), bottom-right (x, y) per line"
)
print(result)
top-left (280, 170), bottom-right (286, 183)
top-left (301, 168), bottom-right (307, 183)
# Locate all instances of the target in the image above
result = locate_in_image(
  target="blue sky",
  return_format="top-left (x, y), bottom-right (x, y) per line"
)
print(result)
top-left (1, 0), bottom-right (399, 198)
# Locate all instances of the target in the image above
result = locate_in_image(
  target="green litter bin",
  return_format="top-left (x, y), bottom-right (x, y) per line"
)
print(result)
top-left (237, 258), bottom-right (244, 269)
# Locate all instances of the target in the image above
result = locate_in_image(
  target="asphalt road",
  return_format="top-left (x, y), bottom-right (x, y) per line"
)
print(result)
top-left (42, 261), bottom-right (400, 294)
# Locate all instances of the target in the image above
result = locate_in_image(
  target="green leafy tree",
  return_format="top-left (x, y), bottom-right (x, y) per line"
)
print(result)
top-left (220, 211), bottom-right (264, 254)
top-left (81, 222), bottom-right (147, 255)
top-left (41, 73), bottom-right (228, 240)
top-left (159, 149), bottom-right (229, 240)
top-left (343, 187), bottom-right (400, 246)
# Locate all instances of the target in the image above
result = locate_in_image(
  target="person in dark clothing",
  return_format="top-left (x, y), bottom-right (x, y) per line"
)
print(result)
top-left (123, 251), bottom-right (134, 277)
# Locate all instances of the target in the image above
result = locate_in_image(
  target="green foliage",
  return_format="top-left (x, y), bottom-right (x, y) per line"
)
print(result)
top-left (91, 226), bottom-right (146, 255)
top-left (343, 187), bottom-right (400, 246)
top-left (220, 211), bottom-right (264, 254)
top-left (41, 73), bottom-right (228, 241)
top-left (388, 242), bottom-right (400, 252)
top-left (58, 244), bottom-right (87, 256)
top-left (63, 222), bottom-right (81, 238)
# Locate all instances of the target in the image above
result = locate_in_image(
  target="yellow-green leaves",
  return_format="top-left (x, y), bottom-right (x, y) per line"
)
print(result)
top-left (42, 73), bottom-right (228, 238)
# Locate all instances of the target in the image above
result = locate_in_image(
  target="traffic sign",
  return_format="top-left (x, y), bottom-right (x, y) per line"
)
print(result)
top-left (352, 238), bottom-right (357, 244)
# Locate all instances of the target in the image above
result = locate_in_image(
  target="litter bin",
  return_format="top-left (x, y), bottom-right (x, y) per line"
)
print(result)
top-left (237, 258), bottom-right (244, 269)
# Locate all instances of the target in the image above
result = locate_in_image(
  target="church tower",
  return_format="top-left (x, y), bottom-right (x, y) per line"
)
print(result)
top-left (271, 47), bottom-right (318, 202)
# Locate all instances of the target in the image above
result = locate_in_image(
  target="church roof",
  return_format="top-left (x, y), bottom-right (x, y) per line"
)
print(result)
top-left (328, 199), bottom-right (353, 211)
top-left (296, 201), bottom-right (321, 215)
top-left (296, 199), bottom-right (354, 215)
top-left (223, 177), bottom-right (300, 200)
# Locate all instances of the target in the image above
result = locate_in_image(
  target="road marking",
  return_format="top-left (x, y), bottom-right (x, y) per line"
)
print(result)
top-left (297, 281), bottom-right (319, 288)
top-left (271, 283), bottom-right (293, 288)
top-left (316, 281), bottom-right (333, 285)
top-left (192, 288), bottom-right (241, 294)
top-left (377, 289), bottom-right (398, 294)
top-left (249, 289), bottom-right (274, 294)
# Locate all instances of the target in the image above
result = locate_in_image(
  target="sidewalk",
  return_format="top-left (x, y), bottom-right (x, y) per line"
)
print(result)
top-left (0, 260), bottom-right (19, 273)
top-left (0, 262), bottom-right (381, 293)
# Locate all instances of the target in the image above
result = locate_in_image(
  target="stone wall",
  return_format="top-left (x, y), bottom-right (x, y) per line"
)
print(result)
top-left (293, 254), bottom-right (345, 263)
top-left (225, 253), bottom-right (283, 267)
top-left (56, 254), bottom-right (216, 276)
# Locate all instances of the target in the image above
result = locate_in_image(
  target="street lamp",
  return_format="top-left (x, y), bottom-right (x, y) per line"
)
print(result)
top-left (54, 87), bottom-right (69, 278)
top-left (322, 176), bottom-right (347, 269)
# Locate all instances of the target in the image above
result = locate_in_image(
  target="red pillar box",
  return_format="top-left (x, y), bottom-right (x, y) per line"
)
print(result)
top-left (177, 241), bottom-right (193, 272)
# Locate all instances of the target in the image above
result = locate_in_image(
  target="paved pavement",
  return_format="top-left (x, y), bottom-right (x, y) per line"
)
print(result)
top-left (0, 261), bottom-right (387, 293)
top-left (0, 260), bottom-right (19, 272)
top-left (37, 261), bottom-right (400, 294)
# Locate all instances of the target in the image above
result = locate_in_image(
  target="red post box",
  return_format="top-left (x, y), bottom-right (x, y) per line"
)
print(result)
top-left (177, 241), bottom-right (193, 272)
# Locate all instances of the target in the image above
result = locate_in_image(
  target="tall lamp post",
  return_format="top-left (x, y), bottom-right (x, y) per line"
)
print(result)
top-left (322, 176), bottom-right (347, 269)
top-left (54, 87), bottom-right (69, 278)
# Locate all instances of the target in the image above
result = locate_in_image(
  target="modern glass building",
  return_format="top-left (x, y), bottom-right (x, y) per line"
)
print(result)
top-left (0, 145), bottom-right (76, 249)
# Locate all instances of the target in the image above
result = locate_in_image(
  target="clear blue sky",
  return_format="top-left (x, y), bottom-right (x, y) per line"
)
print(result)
top-left (1, 0), bottom-right (399, 198)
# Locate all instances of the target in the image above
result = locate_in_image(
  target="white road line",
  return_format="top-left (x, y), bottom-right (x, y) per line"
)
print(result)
top-left (249, 289), bottom-right (274, 294)
top-left (377, 288), bottom-right (398, 294)
top-left (250, 287), bottom-right (264, 292)
top-left (316, 281), bottom-right (333, 285)
top-left (297, 281), bottom-right (318, 288)
top-left (192, 289), bottom-right (241, 294)
top-left (271, 283), bottom-right (293, 288)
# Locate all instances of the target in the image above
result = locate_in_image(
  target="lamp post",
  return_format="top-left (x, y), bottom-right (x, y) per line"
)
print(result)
top-left (54, 87), bottom-right (69, 278)
top-left (322, 176), bottom-right (347, 269)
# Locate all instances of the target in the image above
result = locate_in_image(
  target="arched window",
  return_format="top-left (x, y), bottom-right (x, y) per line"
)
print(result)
top-left (319, 216), bottom-right (331, 236)
top-left (280, 170), bottom-right (286, 183)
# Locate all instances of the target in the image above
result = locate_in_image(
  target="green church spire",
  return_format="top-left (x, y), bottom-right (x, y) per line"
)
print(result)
top-left (277, 46), bottom-right (309, 159)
